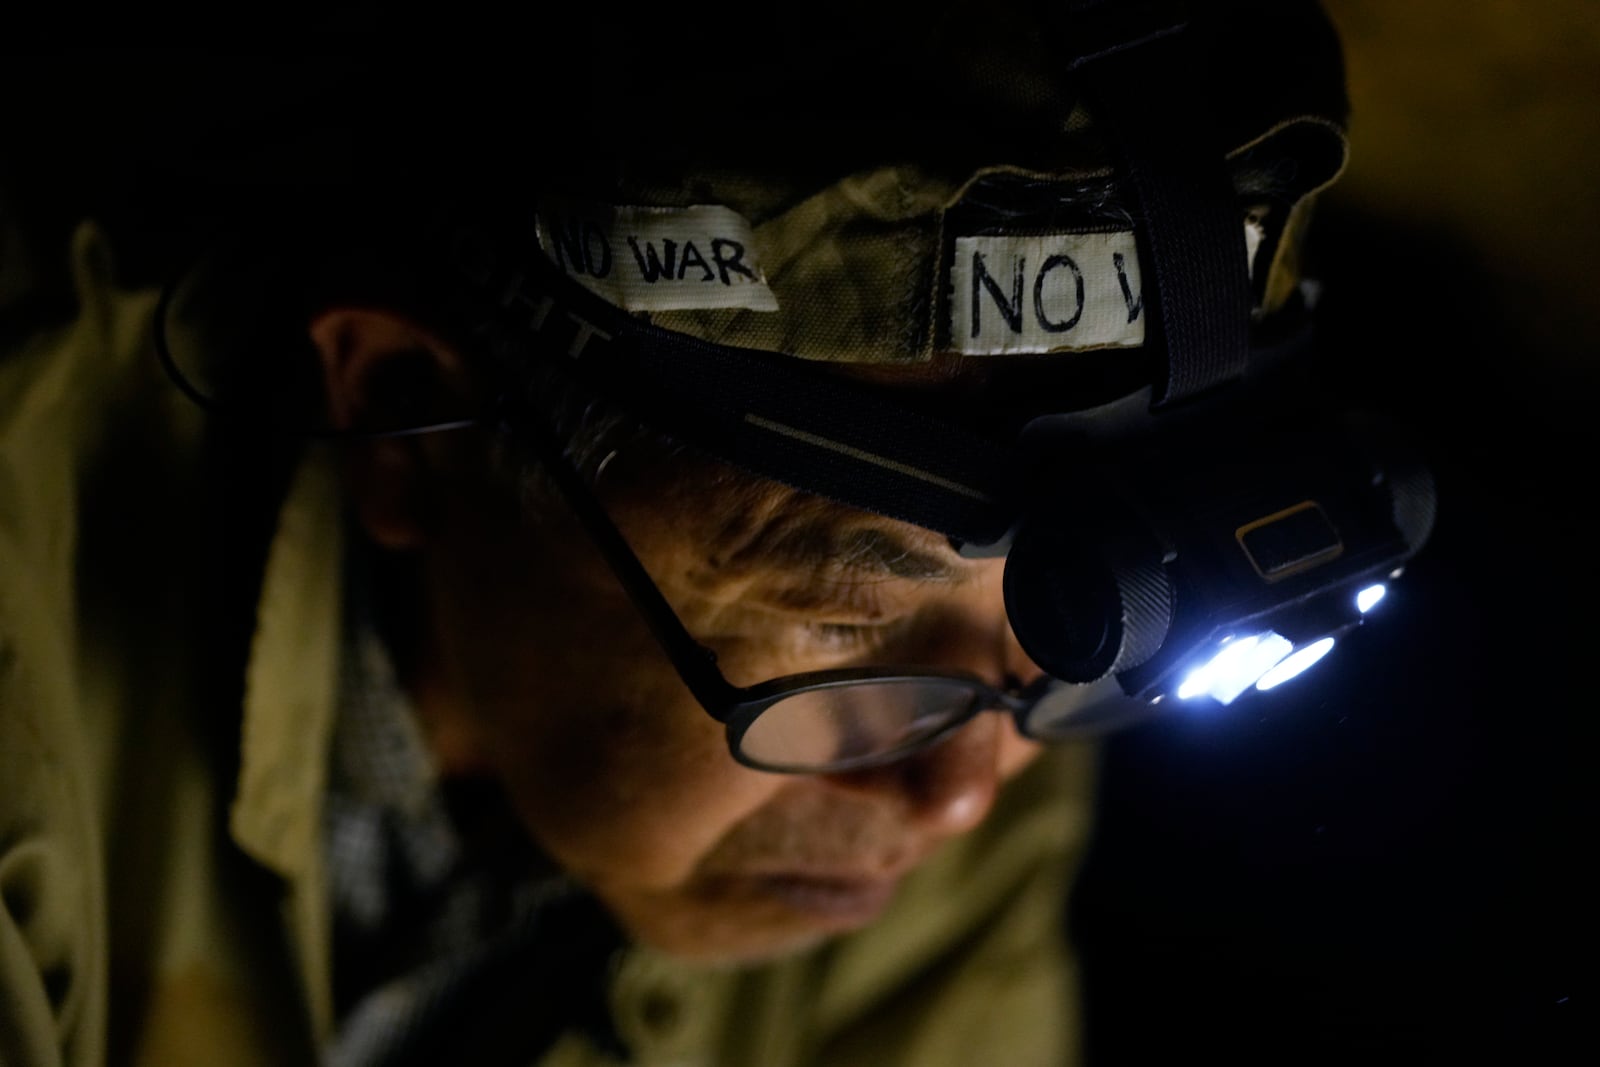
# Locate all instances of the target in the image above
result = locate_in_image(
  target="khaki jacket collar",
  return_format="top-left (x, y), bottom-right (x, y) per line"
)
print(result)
top-left (228, 445), bottom-right (346, 1040)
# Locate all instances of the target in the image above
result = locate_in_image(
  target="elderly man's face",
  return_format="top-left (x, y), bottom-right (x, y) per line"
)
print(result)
top-left (404, 440), bottom-right (1044, 963)
top-left (314, 303), bottom-right (1044, 962)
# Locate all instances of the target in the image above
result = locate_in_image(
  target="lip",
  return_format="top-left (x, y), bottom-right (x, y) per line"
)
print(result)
top-left (754, 873), bottom-right (901, 920)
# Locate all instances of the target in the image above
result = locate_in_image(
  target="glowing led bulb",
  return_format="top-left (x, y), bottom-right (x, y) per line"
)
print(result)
top-left (1256, 636), bottom-right (1337, 691)
top-left (1177, 632), bottom-right (1294, 705)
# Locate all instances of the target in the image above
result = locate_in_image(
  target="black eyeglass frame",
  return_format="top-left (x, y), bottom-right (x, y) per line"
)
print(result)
top-left (515, 408), bottom-right (1056, 774)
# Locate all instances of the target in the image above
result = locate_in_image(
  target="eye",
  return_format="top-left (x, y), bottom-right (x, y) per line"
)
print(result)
top-left (804, 620), bottom-right (903, 651)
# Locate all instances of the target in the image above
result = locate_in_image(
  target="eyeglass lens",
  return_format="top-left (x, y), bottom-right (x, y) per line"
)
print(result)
top-left (736, 679), bottom-right (989, 771)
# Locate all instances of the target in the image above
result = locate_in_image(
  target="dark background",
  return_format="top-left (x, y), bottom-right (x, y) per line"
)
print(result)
top-left (5, 3), bottom-right (1593, 1063)
top-left (1074, 3), bottom-right (1594, 1062)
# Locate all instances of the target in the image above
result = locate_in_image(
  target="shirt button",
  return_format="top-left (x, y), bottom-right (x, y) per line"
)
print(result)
top-left (609, 948), bottom-right (730, 1064)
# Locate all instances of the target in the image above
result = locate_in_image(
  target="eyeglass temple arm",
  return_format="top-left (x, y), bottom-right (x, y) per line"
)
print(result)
top-left (511, 410), bottom-right (746, 717)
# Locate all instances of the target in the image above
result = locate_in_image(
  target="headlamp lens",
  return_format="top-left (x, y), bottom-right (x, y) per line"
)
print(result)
top-left (1175, 632), bottom-right (1296, 705)
top-left (1254, 636), bottom-right (1338, 692)
top-left (1356, 583), bottom-right (1388, 614)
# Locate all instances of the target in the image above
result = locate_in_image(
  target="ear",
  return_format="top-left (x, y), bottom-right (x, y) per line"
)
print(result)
top-left (307, 306), bottom-right (475, 550)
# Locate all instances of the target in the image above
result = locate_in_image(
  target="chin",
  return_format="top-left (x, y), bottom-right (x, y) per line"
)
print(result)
top-left (602, 880), bottom-right (896, 965)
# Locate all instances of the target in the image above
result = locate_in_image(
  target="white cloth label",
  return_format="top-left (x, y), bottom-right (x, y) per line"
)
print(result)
top-left (535, 201), bottom-right (779, 313)
top-left (949, 231), bottom-right (1147, 355)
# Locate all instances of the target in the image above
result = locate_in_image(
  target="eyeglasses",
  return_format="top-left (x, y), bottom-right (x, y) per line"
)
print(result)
top-left (517, 413), bottom-right (1065, 774)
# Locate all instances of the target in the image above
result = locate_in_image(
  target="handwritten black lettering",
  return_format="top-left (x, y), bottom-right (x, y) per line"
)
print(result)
top-left (628, 237), bottom-right (678, 282)
top-left (548, 214), bottom-right (587, 275)
top-left (710, 238), bottom-right (757, 285)
top-left (972, 251), bottom-right (1024, 337)
top-left (547, 215), bottom-right (613, 278)
top-left (1113, 251), bottom-right (1143, 323)
top-left (676, 240), bottom-right (714, 282)
top-left (1034, 254), bottom-right (1084, 332)
top-left (581, 222), bottom-right (612, 278)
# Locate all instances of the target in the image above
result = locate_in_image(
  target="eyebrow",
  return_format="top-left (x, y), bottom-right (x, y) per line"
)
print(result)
top-left (763, 523), bottom-right (962, 582)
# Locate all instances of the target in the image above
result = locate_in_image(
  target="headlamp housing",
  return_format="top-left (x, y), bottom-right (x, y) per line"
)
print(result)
top-left (1000, 397), bottom-right (1435, 738)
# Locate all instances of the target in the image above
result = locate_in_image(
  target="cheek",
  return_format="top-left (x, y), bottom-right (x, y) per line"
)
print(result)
top-left (421, 511), bottom-right (791, 894)
top-left (463, 620), bottom-right (788, 894)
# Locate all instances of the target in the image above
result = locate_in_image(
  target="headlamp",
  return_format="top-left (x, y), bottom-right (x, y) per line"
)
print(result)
top-left (997, 393), bottom-right (1435, 737)
top-left (152, 0), bottom-right (1430, 746)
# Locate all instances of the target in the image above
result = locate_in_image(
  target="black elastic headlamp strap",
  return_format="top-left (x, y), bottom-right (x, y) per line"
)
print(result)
top-left (438, 225), bottom-right (1023, 545)
top-left (1054, 0), bottom-right (1253, 408)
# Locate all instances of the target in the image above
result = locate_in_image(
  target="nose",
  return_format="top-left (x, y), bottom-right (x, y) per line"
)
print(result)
top-left (1000, 613), bottom-right (1050, 694)
top-left (818, 564), bottom-right (1045, 836)
top-left (820, 712), bottom-right (1005, 836)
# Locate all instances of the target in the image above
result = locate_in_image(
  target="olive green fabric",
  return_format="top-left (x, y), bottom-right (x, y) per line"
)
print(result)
top-left (0, 219), bottom-right (1100, 1065)
top-left (517, 2), bottom-right (1350, 366)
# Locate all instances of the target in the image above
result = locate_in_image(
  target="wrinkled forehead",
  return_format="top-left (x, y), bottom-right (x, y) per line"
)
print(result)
top-left (603, 445), bottom-right (972, 587)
